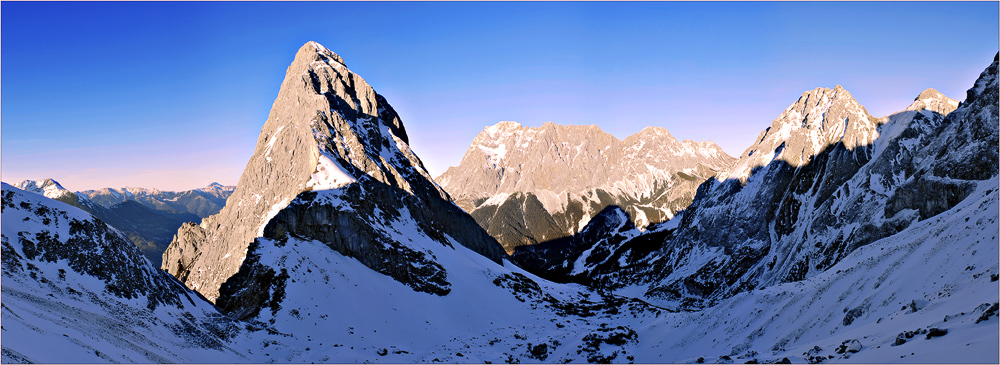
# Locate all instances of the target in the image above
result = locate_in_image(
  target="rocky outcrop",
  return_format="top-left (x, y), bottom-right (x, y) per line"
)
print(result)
top-left (438, 122), bottom-right (734, 252)
top-left (162, 41), bottom-right (503, 303)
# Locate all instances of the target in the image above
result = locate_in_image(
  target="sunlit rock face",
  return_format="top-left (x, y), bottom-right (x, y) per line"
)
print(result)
top-left (438, 122), bottom-right (735, 253)
top-left (162, 41), bottom-right (503, 302)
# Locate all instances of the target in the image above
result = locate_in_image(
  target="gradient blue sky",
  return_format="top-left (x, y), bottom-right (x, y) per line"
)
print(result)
top-left (3, 2), bottom-right (997, 191)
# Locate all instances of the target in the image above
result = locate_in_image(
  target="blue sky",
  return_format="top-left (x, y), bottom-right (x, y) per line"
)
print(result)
top-left (3, 2), bottom-right (997, 191)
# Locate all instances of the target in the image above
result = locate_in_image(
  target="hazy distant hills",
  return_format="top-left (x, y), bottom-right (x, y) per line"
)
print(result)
top-left (437, 122), bottom-right (734, 252)
top-left (13, 179), bottom-right (234, 266)
top-left (79, 182), bottom-right (234, 218)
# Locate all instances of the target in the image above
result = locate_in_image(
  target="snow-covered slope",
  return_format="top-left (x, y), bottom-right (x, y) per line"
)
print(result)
top-left (4, 172), bottom-right (997, 363)
top-left (637, 176), bottom-right (999, 363)
top-left (438, 122), bottom-right (734, 252)
top-left (0, 183), bottom-right (249, 363)
top-left (15, 178), bottom-right (211, 267)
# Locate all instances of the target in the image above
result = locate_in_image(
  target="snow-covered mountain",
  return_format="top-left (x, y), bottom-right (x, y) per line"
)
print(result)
top-left (159, 40), bottom-right (673, 363)
top-left (519, 55), bottom-right (999, 314)
top-left (13, 179), bottom-right (79, 206)
top-left (3, 43), bottom-right (995, 364)
top-left (437, 122), bottom-right (734, 252)
top-left (161, 41), bottom-right (504, 303)
top-left (0, 183), bottom-right (250, 363)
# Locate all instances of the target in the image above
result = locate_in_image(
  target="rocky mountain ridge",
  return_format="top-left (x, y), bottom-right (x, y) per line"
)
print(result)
top-left (437, 121), bottom-right (734, 252)
top-left (519, 55), bottom-right (999, 312)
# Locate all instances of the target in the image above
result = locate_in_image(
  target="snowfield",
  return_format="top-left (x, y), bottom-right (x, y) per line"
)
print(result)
top-left (3, 177), bottom-right (996, 363)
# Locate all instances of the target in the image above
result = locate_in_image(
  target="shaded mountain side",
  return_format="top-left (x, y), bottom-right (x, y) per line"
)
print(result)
top-left (102, 201), bottom-right (201, 267)
top-left (518, 54), bottom-right (999, 311)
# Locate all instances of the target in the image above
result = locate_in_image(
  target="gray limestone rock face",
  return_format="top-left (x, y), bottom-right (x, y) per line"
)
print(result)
top-left (162, 41), bottom-right (503, 302)
top-left (437, 122), bottom-right (735, 252)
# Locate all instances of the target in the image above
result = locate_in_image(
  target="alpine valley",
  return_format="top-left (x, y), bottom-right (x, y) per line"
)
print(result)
top-left (2, 42), bottom-right (996, 364)
top-left (11, 179), bottom-right (234, 267)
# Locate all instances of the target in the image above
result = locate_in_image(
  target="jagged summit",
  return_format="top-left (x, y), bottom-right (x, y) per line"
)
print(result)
top-left (162, 41), bottom-right (502, 302)
top-left (438, 121), bottom-right (734, 251)
top-left (724, 85), bottom-right (880, 182)
top-left (905, 87), bottom-right (959, 116)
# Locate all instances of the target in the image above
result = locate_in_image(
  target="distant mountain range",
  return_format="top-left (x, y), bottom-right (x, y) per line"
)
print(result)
top-left (13, 179), bottom-right (234, 266)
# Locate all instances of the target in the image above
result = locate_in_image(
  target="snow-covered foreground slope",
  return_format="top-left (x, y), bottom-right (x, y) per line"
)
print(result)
top-left (223, 213), bottom-right (668, 363)
top-left (4, 175), bottom-right (995, 363)
top-left (639, 177), bottom-right (999, 363)
top-left (0, 183), bottom-right (248, 363)
top-left (13, 178), bottom-right (232, 267)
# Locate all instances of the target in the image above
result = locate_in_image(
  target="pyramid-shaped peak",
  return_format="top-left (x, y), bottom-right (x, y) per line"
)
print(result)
top-left (162, 41), bottom-right (504, 302)
top-left (299, 41), bottom-right (345, 66)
